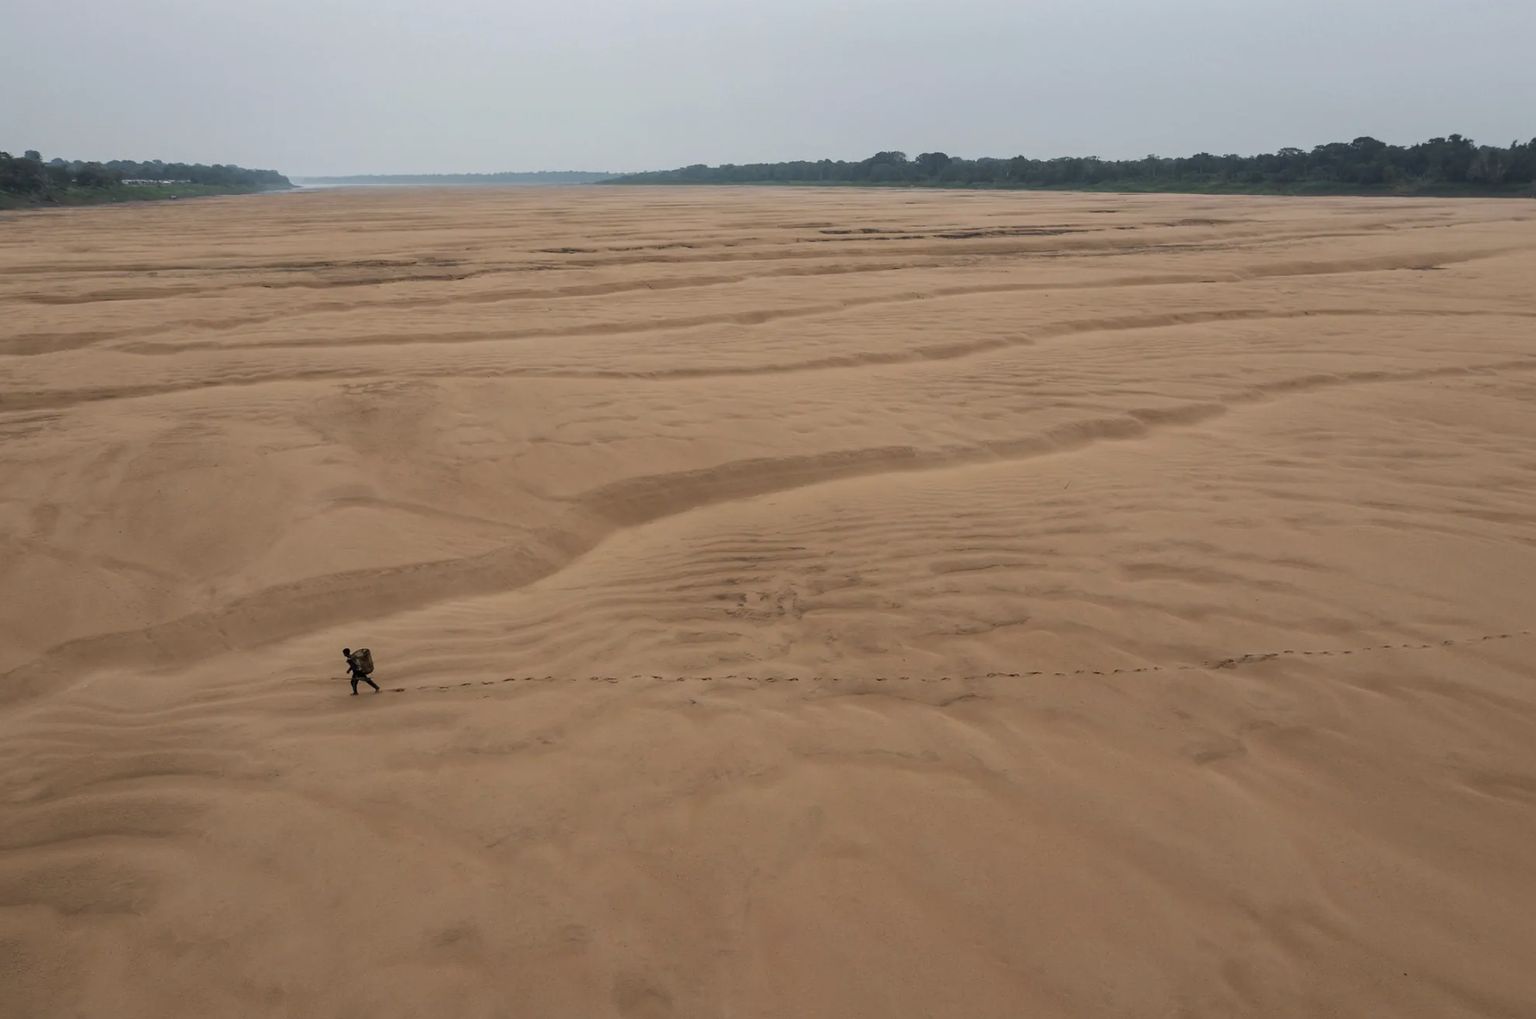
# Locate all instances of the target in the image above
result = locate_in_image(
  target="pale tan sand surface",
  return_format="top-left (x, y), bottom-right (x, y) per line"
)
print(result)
top-left (2, 187), bottom-right (1535, 1018)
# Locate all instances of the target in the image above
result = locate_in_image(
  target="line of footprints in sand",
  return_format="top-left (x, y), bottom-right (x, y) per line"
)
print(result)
top-left (373, 629), bottom-right (1533, 695)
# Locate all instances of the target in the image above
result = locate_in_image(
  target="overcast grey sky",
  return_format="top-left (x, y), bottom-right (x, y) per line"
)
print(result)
top-left (4, 0), bottom-right (1533, 176)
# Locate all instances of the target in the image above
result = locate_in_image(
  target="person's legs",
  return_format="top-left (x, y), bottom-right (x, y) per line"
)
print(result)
top-left (364, 676), bottom-right (380, 692)
top-left (351, 676), bottom-right (360, 695)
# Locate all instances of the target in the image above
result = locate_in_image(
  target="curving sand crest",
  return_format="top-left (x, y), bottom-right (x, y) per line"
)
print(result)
top-left (2, 187), bottom-right (1535, 1018)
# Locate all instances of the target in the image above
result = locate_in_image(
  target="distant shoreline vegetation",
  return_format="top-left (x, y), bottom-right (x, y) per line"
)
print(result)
top-left (292, 171), bottom-right (620, 186)
top-left (0, 151), bottom-right (292, 208)
top-left (604, 135), bottom-right (1536, 196)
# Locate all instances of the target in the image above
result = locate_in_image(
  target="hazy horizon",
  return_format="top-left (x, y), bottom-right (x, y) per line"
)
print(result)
top-left (5, 0), bottom-right (1534, 177)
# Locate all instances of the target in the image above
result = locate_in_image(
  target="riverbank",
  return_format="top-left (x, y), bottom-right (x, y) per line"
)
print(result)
top-left (601, 177), bottom-right (1535, 198)
top-left (0, 182), bottom-right (292, 210)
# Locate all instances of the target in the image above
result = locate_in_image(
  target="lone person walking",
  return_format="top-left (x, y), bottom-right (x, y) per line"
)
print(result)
top-left (343, 647), bottom-right (380, 695)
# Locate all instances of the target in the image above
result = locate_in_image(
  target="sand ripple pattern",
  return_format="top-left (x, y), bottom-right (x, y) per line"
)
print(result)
top-left (3, 188), bottom-right (1536, 1018)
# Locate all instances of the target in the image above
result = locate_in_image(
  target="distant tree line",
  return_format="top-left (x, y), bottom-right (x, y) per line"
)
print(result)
top-left (605, 135), bottom-right (1536, 194)
top-left (1, 150), bottom-right (291, 197)
top-left (293, 171), bottom-right (618, 185)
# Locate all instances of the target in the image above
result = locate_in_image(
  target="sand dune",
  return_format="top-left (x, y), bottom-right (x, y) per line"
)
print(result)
top-left (2, 186), bottom-right (1535, 1018)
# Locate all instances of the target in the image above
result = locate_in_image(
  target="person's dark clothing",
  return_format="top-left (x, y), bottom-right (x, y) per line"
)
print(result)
top-left (344, 649), bottom-right (380, 694)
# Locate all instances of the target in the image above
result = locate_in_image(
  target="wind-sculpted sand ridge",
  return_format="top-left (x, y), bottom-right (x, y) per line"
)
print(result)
top-left (10, 351), bottom-right (1534, 702)
top-left (0, 407), bottom-right (1242, 700)
top-left (3, 187), bottom-right (1536, 1018)
top-left (3, 247), bottom-right (1517, 357)
top-left (8, 306), bottom-right (1536, 415)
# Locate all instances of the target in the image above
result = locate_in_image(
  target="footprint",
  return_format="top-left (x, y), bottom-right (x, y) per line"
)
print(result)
top-left (1186, 733), bottom-right (1247, 766)
top-left (613, 975), bottom-right (673, 1019)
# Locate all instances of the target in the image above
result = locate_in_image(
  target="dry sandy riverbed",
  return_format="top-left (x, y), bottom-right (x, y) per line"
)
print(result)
top-left (2, 186), bottom-right (1535, 1018)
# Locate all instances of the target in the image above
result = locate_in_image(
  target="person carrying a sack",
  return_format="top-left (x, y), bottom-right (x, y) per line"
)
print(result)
top-left (343, 647), bottom-right (380, 695)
